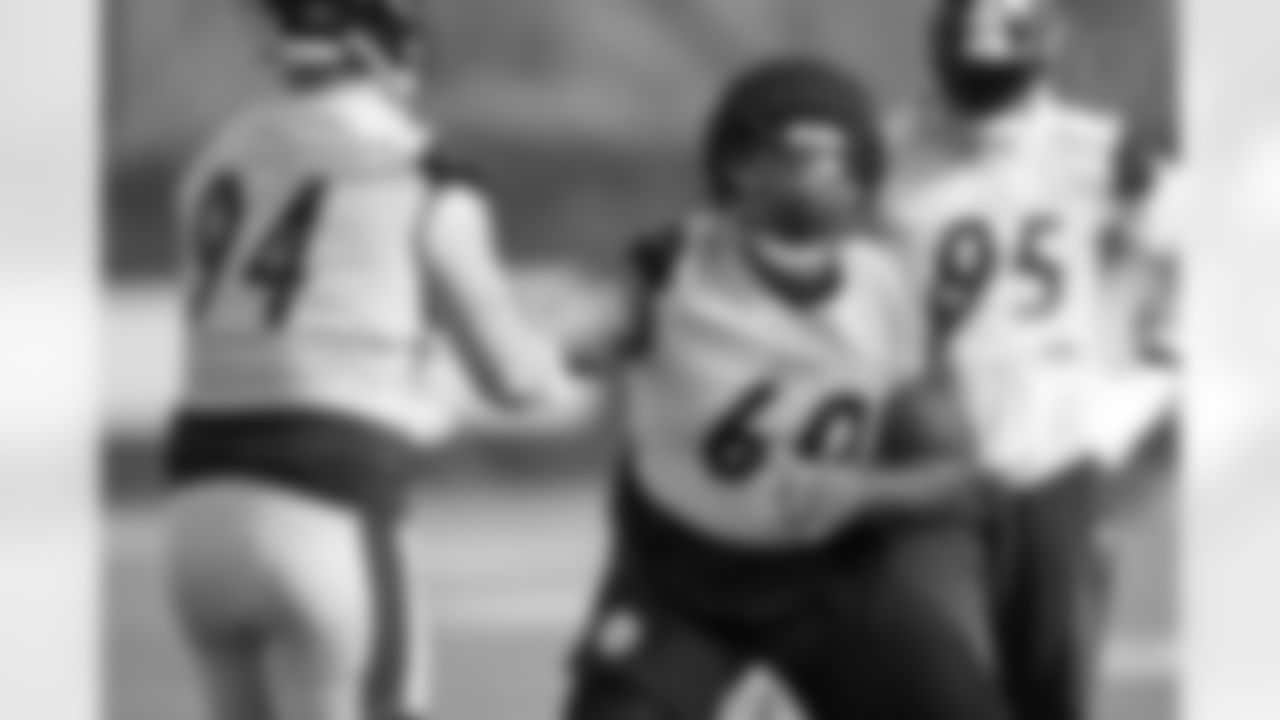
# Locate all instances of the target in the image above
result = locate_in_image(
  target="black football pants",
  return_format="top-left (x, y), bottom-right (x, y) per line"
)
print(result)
top-left (990, 466), bottom-right (1112, 720)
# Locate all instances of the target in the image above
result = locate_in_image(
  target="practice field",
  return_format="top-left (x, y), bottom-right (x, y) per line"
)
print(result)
top-left (106, 484), bottom-right (1176, 720)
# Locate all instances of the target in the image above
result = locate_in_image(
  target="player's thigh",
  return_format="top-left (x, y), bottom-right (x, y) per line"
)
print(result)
top-left (881, 517), bottom-right (1000, 675)
top-left (261, 498), bottom-right (431, 720)
top-left (993, 471), bottom-right (1111, 720)
top-left (165, 480), bottom-right (284, 720)
top-left (775, 565), bottom-right (1015, 720)
top-left (184, 625), bottom-right (273, 720)
top-left (165, 478), bottom-right (430, 720)
top-left (568, 564), bottom-right (745, 720)
top-left (996, 471), bottom-right (1110, 652)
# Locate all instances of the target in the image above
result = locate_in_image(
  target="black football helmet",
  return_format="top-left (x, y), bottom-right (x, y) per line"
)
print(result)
top-left (930, 0), bottom-right (1060, 117)
top-left (258, 0), bottom-right (421, 66)
top-left (704, 57), bottom-right (885, 204)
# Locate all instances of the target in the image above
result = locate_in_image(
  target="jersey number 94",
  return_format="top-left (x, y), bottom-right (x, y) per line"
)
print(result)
top-left (190, 175), bottom-right (327, 328)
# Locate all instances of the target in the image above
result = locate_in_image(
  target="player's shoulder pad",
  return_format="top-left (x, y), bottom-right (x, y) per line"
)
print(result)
top-left (1061, 101), bottom-right (1168, 202)
top-left (178, 111), bottom-right (258, 215)
top-left (626, 221), bottom-right (688, 295)
top-left (616, 220), bottom-right (689, 357)
top-left (1112, 122), bottom-right (1169, 204)
top-left (419, 149), bottom-right (487, 193)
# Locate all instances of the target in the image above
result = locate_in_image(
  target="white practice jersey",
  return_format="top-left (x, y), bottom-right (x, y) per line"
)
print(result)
top-left (890, 92), bottom-right (1144, 481)
top-left (176, 81), bottom-right (557, 443)
top-left (622, 215), bottom-right (924, 547)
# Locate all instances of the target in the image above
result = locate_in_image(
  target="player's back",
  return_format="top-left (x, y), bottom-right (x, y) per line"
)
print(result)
top-left (177, 81), bottom-right (449, 441)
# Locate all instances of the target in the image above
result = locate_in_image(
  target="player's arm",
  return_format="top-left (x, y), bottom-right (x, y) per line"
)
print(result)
top-left (1105, 125), bottom-right (1182, 366)
top-left (419, 182), bottom-right (579, 411)
top-left (1103, 121), bottom-right (1180, 268)
top-left (814, 249), bottom-right (985, 519)
top-left (559, 224), bottom-right (685, 374)
top-left (787, 374), bottom-right (984, 535)
top-left (864, 244), bottom-right (988, 510)
top-left (857, 373), bottom-right (987, 510)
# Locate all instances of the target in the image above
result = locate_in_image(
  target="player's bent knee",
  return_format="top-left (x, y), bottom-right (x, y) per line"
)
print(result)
top-left (566, 673), bottom-right (680, 720)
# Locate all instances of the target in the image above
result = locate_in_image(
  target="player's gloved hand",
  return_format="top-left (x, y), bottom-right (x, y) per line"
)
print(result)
top-left (514, 265), bottom-right (629, 375)
top-left (488, 370), bottom-right (602, 436)
top-left (874, 372), bottom-right (977, 466)
top-left (777, 462), bottom-right (875, 542)
top-left (452, 331), bottom-right (604, 438)
top-left (777, 457), bottom-right (986, 541)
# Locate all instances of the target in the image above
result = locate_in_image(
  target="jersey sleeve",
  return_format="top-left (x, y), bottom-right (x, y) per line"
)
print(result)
top-left (1099, 114), bottom-right (1183, 269)
top-left (874, 243), bottom-right (930, 385)
top-left (418, 183), bottom-right (571, 410)
top-left (615, 222), bottom-right (685, 358)
top-left (1112, 122), bottom-right (1169, 205)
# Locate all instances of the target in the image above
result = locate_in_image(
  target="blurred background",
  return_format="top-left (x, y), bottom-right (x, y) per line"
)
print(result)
top-left (105, 1), bottom-right (1177, 719)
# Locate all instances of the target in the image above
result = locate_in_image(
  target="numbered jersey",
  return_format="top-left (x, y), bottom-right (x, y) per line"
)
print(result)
top-left (890, 94), bottom-right (1130, 480)
top-left (622, 215), bottom-right (923, 548)
top-left (177, 83), bottom-right (449, 440)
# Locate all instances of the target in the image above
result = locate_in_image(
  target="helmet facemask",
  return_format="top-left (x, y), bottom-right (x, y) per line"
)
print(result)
top-left (706, 59), bottom-right (885, 249)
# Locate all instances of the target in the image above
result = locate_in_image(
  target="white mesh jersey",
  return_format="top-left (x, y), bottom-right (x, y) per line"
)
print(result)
top-left (622, 215), bottom-right (924, 547)
top-left (889, 92), bottom-right (1137, 482)
top-left (176, 82), bottom-right (455, 441)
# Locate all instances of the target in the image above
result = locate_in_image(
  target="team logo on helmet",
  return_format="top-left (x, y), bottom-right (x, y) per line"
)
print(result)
top-left (930, 0), bottom-right (1059, 116)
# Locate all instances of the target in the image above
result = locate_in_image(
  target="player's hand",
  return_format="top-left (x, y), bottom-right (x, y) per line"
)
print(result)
top-left (513, 266), bottom-right (628, 373)
top-left (778, 464), bottom-right (874, 541)
top-left (515, 371), bottom-right (602, 433)
top-left (780, 458), bottom-right (986, 539)
top-left (454, 360), bottom-right (603, 439)
top-left (874, 374), bottom-right (976, 466)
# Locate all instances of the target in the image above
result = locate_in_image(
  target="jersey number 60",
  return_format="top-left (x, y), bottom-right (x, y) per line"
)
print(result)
top-left (701, 381), bottom-right (870, 485)
top-left (192, 175), bottom-right (327, 328)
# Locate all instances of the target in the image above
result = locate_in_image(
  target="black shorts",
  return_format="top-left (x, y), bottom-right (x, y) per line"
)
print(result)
top-left (565, 466), bottom-right (1015, 720)
top-left (988, 463), bottom-right (1113, 720)
top-left (165, 408), bottom-right (428, 717)
top-left (166, 408), bottom-right (427, 521)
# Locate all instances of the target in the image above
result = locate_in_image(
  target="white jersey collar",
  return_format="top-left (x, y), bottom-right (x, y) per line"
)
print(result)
top-left (972, 88), bottom-right (1063, 151)
top-left (251, 80), bottom-right (433, 175)
top-left (307, 81), bottom-right (431, 155)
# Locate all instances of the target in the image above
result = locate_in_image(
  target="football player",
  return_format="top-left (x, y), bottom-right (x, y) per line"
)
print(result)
top-left (887, 1), bottom-right (1179, 719)
top-left (161, 2), bottom-right (582, 720)
top-left (562, 58), bottom-right (1018, 720)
